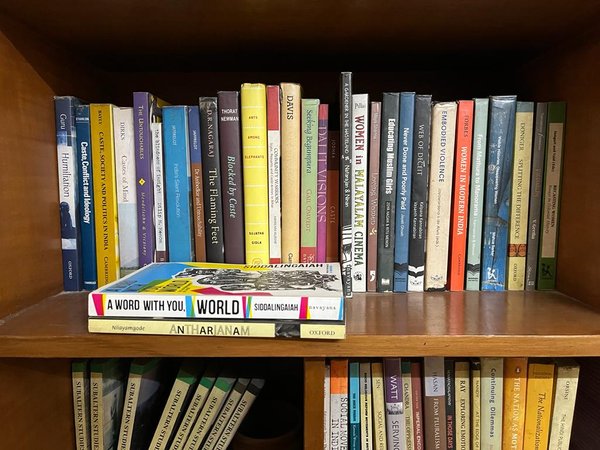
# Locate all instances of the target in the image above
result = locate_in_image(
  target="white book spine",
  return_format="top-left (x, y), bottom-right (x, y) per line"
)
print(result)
top-left (268, 96), bottom-right (282, 264)
top-left (548, 362), bottom-right (580, 450)
top-left (324, 364), bottom-right (331, 450)
top-left (151, 122), bottom-right (168, 259)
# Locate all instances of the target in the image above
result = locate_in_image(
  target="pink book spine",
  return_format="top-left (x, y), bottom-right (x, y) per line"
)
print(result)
top-left (317, 104), bottom-right (329, 262)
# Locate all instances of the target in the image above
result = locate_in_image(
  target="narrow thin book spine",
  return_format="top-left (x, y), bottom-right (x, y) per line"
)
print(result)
top-left (340, 72), bottom-right (353, 296)
top-left (324, 364), bottom-right (331, 450)
top-left (367, 102), bottom-right (381, 292)
top-left (267, 85), bottom-right (282, 264)
top-left (402, 360), bottom-right (413, 450)
top-left (188, 106), bottom-right (206, 262)
top-left (502, 357), bottom-right (527, 450)
top-left (445, 359), bottom-right (456, 450)
top-left (301, 99), bottom-right (320, 262)
top-left (471, 360), bottom-right (481, 450)
top-left (151, 123), bottom-right (168, 262)
top-left (349, 361), bottom-right (361, 450)
top-left (480, 357), bottom-right (503, 449)
top-left (383, 358), bottom-right (404, 450)
top-left (327, 131), bottom-right (341, 263)
top-left (360, 361), bottom-right (373, 450)
top-left (317, 104), bottom-right (329, 263)
top-left (371, 362), bottom-right (387, 450)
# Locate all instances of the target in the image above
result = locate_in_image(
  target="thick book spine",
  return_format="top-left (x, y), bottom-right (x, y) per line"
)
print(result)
top-left (113, 107), bottom-right (139, 272)
top-left (301, 99), bottom-right (320, 262)
top-left (340, 72), bottom-right (353, 296)
top-left (502, 357), bottom-right (527, 450)
top-left (241, 83), bottom-right (270, 264)
top-left (187, 106), bottom-right (206, 262)
top-left (218, 91), bottom-right (245, 264)
top-left (267, 86), bottom-right (282, 263)
top-left (471, 360), bottom-right (481, 450)
top-left (444, 359), bottom-right (456, 450)
top-left (325, 364), bottom-right (331, 450)
top-left (351, 94), bottom-right (369, 292)
top-left (383, 358), bottom-right (404, 450)
top-left (372, 362), bottom-right (387, 450)
top-left (425, 102), bottom-right (458, 291)
top-left (525, 103), bottom-right (548, 290)
top-left (360, 362), bottom-right (373, 450)
top-left (402, 360), bottom-right (414, 450)
top-left (538, 102), bottom-right (566, 290)
top-left (466, 99), bottom-right (489, 290)
top-left (367, 102), bottom-right (381, 292)
top-left (411, 361), bottom-right (424, 450)
top-left (90, 104), bottom-right (120, 286)
top-left (199, 98), bottom-right (225, 263)
top-left (75, 104), bottom-right (98, 290)
top-left (163, 106), bottom-right (194, 262)
top-left (151, 123), bottom-right (169, 262)
top-left (327, 131), bottom-right (341, 263)
top-left (507, 103), bottom-right (534, 290)
top-left (481, 96), bottom-right (517, 290)
top-left (393, 92), bottom-right (415, 293)
top-left (349, 361), bottom-right (361, 450)
top-left (480, 358), bottom-right (503, 449)
top-left (423, 357), bottom-right (447, 450)
top-left (55, 96), bottom-right (82, 291)
top-left (523, 362), bottom-right (555, 449)
top-left (448, 100), bottom-right (474, 291)
top-left (330, 359), bottom-right (349, 450)
top-left (280, 82), bottom-right (302, 263)
top-left (407, 95), bottom-right (432, 292)
top-left (548, 360), bottom-right (580, 450)
top-left (454, 361), bottom-right (470, 450)
top-left (317, 104), bottom-right (329, 263)
top-left (377, 93), bottom-right (400, 292)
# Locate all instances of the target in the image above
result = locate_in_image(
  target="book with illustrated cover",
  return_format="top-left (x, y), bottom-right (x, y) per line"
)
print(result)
top-left (267, 85), bottom-right (282, 264)
top-left (340, 72), bottom-right (353, 297)
top-left (187, 106), bottom-right (206, 263)
top-left (383, 358), bottom-right (404, 450)
top-left (72, 359), bottom-right (91, 450)
top-left (327, 131), bottom-right (340, 263)
top-left (317, 103), bottom-right (329, 263)
top-left (548, 359), bottom-right (580, 450)
top-left (151, 122), bottom-right (169, 262)
top-left (89, 262), bottom-right (343, 321)
top-left (367, 102), bottom-right (381, 292)
top-left (301, 99), bottom-right (320, 263)
top-left (349, 361), bottom-right (361, 450)
top-left (330, 359), bottom-right (349, 450)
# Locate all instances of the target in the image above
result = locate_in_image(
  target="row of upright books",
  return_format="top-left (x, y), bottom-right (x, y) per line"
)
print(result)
top-left (325, 357), bottom-right (579, 450)
top-left (72, 358), bottom-right (264, 450)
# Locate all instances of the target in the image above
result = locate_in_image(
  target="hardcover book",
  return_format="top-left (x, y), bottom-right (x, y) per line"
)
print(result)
top-left (301, 99), bottom-right (320, 262)
top-left (151, 122), bottom-right (169, 262)
top-left (267, 85), bottom-right (282, 264)
top-left (217, 91), bottom-right (245, 264)
top-left (371, 362), bottom-right (387, 450)
top-left (523, 361), bottom-right (555, 449)
top-left (407, 95), bottom-right (432, 292)
top-left (481, 96), bottom-right (517, 291)
top-left (480, 357), bottom-right (503, 449)
top-left (393, 92), bottom-right (415, 293)
top-left (330, 359), bottom-right (349, 450)
top-left (55, 96), bottom-right (83, 291)
top-left (383, 358), bottom-right (404, 450)
top-left (89, 262), bottom-right (344, 321)
top-left (548, 359), bottom-right (580, 450)
top-left (187, 106), bottom-right (206, 263)
top-left (317, 104), bottom-right (329, 263)
top-left (367, 102), bottom-right (381, 292)
top-left (72, 359), bottom-right (91, 450)
top-left (423, 357), bottom-right (447, 450)
top-left (349, 361), bottom-right (361, 450)
top-left (502, 357), bottom-right (527, 450)
top-left (340, 72), bottom-right (353, 297)
top-left (327, 131), bottom-right (340, 263)
top-left (360, 361), bottom-right (373, 450)
top-left (454, 361), bottom-right (470, 450)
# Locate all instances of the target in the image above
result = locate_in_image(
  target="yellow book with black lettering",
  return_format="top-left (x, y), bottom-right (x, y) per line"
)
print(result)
top-left (502, 357), bottom-right (528, 450)
top-left (523, 361), bottom-right (555, 450)
top-left (90, 104), bottom-right (120, 286)
top-left (240, 83), bottom-right (269, 264)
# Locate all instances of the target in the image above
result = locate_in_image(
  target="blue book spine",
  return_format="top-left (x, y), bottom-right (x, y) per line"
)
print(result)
top-left (349, 361), bottom-right (361, 450)
top-left (54, 96), bottom-right (82, 291)
top-left (75, 105), bottom-right (97, 290)
top-left (393, 92), bottom-right (415, 292)
top-left (481, 96), bottom-right (517, 290)
top-left (163, 106), bottom-right (194, 262)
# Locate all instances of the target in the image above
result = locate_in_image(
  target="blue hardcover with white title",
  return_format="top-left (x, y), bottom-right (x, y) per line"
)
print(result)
top-left (349, 361), bottom-right (361, 450)
top-left (75, 105), bottom-right (97, 290)
top-left (163, 106), bottom-right (194, 262)
top-left (393, 92), bottom-right (415, 292)
top-left (481, 96), bottom-right (517, 290)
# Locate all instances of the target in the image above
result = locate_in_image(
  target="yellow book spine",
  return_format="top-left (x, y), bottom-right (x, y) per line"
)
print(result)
top-left (455, 361), bottom-right (471, 450)
top-left (371, 362), bottom-right (387, 450)
top-left (240, 84), bottom-right (269, 264)
top-left (523, 362), bottom-right (555, 450)
top-left (280, 83), bottom-right (301, 263)
top-left (90, 104), bottom-right (120, 286)
top-left (502, 357), bottom-right (528, 450)
top-left (507, 104), bottom-right (534, 290)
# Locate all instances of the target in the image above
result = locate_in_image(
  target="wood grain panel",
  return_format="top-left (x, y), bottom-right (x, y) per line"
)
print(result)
top-left (304, 358), bottom-right (325, 450)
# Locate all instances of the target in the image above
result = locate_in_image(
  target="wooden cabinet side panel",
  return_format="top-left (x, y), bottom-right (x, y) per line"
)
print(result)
top-left (304, 358), bottom-right (325, 450)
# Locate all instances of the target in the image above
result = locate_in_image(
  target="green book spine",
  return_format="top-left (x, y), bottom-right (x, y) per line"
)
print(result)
top-left (300, 99), bottom-right (320, 262)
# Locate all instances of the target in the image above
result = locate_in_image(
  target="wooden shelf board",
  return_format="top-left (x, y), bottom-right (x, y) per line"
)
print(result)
top-left (1, 291), bottom-right (599, 358)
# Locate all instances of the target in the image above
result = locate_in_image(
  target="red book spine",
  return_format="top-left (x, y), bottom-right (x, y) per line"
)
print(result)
top-left (448, 100), bottom-right (474, 291)
top-left (326, 132), bottom-right (340, 263)
top-left (367, 102), bottom-right (381, 291)
top-left (411, 361), bottom-right (425, 450)
top-left (267, 85), bottom-right (281, 264)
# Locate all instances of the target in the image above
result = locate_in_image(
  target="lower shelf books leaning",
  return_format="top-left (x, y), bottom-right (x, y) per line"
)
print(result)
top-left (71, 358), bottom-right (265, 450)
top-left (325, 357), bottom-right (580, 450)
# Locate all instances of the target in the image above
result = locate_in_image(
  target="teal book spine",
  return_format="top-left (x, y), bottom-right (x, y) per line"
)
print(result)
top-left (349, 361), bottom-right (361, 449)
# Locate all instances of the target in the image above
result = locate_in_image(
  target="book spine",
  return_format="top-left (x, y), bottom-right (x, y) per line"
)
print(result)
top-left (465, 99), bottom-right (489, 290)
top-left (90, 104), bottom-right (120, 286)
top-left (471, 360), bottom-right (481, 450)
top-left (90, 371), bottom-right (102, 449)
top-left (267, 86), bottom-right (282, 264)
top-left (55, 96), bottom-right (82, 291)
top-left (188, 106), bottom-right (206, 262)
top-left (525, 103), bottom-right (548, 290)
top-left (445, 359), bottom-right (456, 450)
top-left (393, 92), bottom-right (415, 293)
top-left (480, 357), bottom-right (503, 449)
top-left (411, 361), bottom-right (424, 450)
top-left (367, 102), bottom-right (382, 292)
top-left (523, 362), bottom-right (555, 450)
top-left (508, 102), bottom-right (534, 290)
top-left (280, 82), bottom-right (302, 263)
top-left (163, 106), bottom-right (194, 262)
top-left (72, 360), bottom-right (90, 450)
top-left (502, 357), bottom-right (527, 450)
top-left (425, 102), bottom-right (458, 291)
top-left (325, 364), bottom-right (331, 450)
top-left (149, 377), bottom-right (193, 450)
top-left (538, 102), bottom-right (567, 289)
top-left (241, 83), bottom-right (270, 264)
top-left (377, 93), bottom-right (400, 292)
top-left (330, 359), bottom-right (349, 450)
top-left (448, 100), bottom-right (474, 291)
top-left (351, 94), bottom-right (369, 292)
top-left (349, 361), bottom-right (361, 450)
top-left (548, 361), bottom-right (580, 450)
top-left (151, 123), bottom-right (169, 262)
top-left (340, 72), bottom-right (353, 296)
top-left (402, 361), bottom-right (414, 450)
top-left (118, 372), bottom-right (142, 450)
top-left (301, 99), bottom-right (320, 262)
top-left (360, 361), bottom-right (373, 450)
top-left (75, 104), bottom-right (98, 290)
top-left (454, 361), bottom-right (470, 450)
top-left (408, 95), bottom-right (432, 292)
top-left (317, 104), bottom-right (329, 263)
top-left (218, 91), bottom-right (245, 264)
top-left (423, 357), bottom-right (447, 450)
top-left (383, 358), bottom-right (404, 450)
top-left (481, 96), bottom-right (517, 290)
top-left (327, 131), bottom-right (341, 263)
top-left (372, 362), bottom-right (387, 450)
top-left (199, 97), bottom-right (225, 263)
top-left (113, 107), bottom-right (139, 272)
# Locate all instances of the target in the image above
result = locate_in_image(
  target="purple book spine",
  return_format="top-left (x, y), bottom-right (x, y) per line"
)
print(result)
top-left (317, 104), bottom-right (329, 263)
top-left (384, 357), bottom-right (404, 449)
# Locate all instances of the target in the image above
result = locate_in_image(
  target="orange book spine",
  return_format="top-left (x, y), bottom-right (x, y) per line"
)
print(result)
top-left (448, 100), bottom-right (474, 291)
top-left (502, 357), bottom-right (528, 450)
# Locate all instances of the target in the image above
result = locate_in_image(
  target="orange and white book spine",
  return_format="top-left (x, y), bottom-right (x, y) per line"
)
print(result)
top-left (502, 357), bottom-right (528, 450)
top-left (330, 359), bottom-right (349, 450)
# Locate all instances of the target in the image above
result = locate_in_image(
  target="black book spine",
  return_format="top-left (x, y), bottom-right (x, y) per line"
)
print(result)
top-left (376, 93), bottom-right (400, 292)
top-left (199, 97), bottom-right (225, 262)
top-left (340, 72), bottom-right (353, 297)
top-left (445, 358), bottom-right (456, 450)
top-left (407, 95), bottom-right (432, 292)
